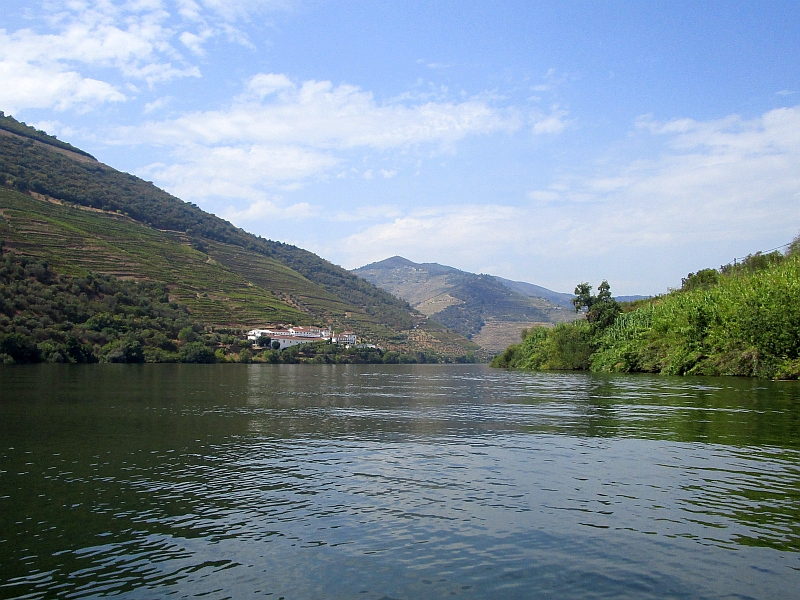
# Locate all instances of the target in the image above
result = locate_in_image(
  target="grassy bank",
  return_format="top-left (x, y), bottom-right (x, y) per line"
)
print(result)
top-left (492, 245), bottom-right (800, 379)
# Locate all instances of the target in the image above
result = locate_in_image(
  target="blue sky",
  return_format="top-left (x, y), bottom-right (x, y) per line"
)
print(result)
top-left (1, 0), bottom-right (799, 295)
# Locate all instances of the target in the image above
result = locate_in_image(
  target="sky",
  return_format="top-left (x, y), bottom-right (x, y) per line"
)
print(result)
top-left (1, 0), bottom-right (799, 295)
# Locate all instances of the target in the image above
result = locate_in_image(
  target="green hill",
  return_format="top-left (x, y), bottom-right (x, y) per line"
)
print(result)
top-left (492, 243), bottom-right (800, 379)
top-left (0, 113), bottom-right (476, 357)
top-left (353, 256), bottom-right (576, 351)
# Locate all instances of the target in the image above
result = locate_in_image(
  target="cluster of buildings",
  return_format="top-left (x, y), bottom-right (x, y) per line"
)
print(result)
top-left (246, 325), bottom-right (358, 350)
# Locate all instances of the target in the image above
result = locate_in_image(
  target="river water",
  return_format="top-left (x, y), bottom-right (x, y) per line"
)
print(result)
top-left (1, 364), bottom-right (799, 599)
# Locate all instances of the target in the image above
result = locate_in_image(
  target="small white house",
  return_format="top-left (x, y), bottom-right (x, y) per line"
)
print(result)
top-left (333, 331), bottom-right (357, 345)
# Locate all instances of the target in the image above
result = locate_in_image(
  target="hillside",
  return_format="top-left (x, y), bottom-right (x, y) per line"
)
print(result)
top-left (0, 250), bottom-right (219, 364)
top-left (0, 114), bottom-right (477, 356)
top-left (492, 243), bottom-right (800, 379)
top-left (493, 276), bottom-right (575, 308)
top-left (353, 256), bottom-right (576, 351)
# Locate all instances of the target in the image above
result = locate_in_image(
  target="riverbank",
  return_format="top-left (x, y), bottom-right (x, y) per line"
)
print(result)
top-left (492, 247), bottom-right (800, 379)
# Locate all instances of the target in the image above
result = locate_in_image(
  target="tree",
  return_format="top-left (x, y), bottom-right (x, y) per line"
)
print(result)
top-left (681, 268), bottom-right (719, 292)
top-left (271, 340), bottom-right (281, 350)
top-left (572, 280), bottom-right (621, 330)
top-left (573, 282), bottom-right (594, 312)
top-left (178, 327), bottom-right (197, 343)
top-left (179, 342), bottom-right (216, 363)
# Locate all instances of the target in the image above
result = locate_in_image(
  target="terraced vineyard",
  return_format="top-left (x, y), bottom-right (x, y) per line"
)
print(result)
top-left (0, 189), bottom-right (305, 327)
top-left (204, 240), bottom-right (414, 342)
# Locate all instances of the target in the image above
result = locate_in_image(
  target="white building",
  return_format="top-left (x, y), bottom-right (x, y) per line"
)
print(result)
top-left (268, 335), bottom-right (327, 350)
top-left (289, 326), bottom-right (331, 338)
top-left (246, 325), bottom-right (345, 348)
top-left (246, 327), bottom-right (290, 341)
top-left (333, 331), bottom-right (357, 345)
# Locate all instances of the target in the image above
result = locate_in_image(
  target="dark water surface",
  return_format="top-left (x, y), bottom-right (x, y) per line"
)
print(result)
top-left (1, 364), bottom-right (799, 599)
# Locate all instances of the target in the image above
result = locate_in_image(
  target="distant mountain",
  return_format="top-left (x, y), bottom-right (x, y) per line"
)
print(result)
top-left (493, 276), bottom-right (575, 308)
top-left (0, 114), bottom-right (477, 357)
top-left (353, 257), bottom-right (577, 352)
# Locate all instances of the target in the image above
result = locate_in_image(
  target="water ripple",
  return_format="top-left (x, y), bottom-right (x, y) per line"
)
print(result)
top-left (1, 364), bottom-right (799, 599)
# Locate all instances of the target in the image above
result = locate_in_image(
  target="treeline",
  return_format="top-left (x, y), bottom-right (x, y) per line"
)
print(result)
top-left (0, 114), bottom-right (416, 331)
top-left (0, 249), bottom-right (223, 364)
top-left (0, 112), bottom-right (95, 159)
top-left (227, 341), bottom-right (476, 365)
top-left (492, 241), bottom-right (800, 380)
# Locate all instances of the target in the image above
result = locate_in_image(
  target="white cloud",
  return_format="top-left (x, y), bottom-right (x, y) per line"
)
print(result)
top-left (0, 0), bottom-right (294, 113)
top-left (179, 29), bottom-right (212, 55)
top-left (140, 143), bottom-right (339, 200)
top-left (336, 106), bottom-right (800, 292)
top-left (342, 205), bottom-right (526, 268)
top-left (144, 96), bottom-right (172, 113)
top-left (0, 58), bottom-right (126, 111)
top-left (531, 105), bottom-right (571, 134)
top-left (526, 106), bottom-right (800, 256)
top-left (223, 199), bottom-right (317, 223)
top-left (127, 73), bottom-right (549, 202)
top-left (135, 74), bottom-right (524, 149)
top-left (244, 73), bottom-right (294, 99)
top-left (0, 2), bottom-right (197, 111)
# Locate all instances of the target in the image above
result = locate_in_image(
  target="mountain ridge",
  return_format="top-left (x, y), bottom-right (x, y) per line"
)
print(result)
top-left (353, 256), bottom-right (578, 352)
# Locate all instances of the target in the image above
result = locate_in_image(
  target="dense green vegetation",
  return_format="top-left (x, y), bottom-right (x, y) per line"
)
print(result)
top-left (0, 188), bottom-right (306, 327)
top-left (0, 246), bottom-right (478, 365)
top-left (0, 249), bottom-right (225, 363)
top-left (225, 340), bottom-right (476, 365)
top-left (492, 243), bottom-right (800, 379)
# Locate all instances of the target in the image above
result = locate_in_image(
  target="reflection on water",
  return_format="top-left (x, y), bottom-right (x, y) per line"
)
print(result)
top-left (1, 364), bottom-right (799, 599)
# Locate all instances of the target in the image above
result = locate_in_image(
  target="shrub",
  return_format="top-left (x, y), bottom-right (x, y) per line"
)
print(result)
top-left (179, 342), bottom-right (217, 363)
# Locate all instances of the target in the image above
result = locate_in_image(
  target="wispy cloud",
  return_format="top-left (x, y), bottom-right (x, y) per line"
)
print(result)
top-left (223, 198), bottom-right (317, 223)
top-left (0, 0), bottom-right (294, 112)
top-left (527, 106), bottom-right (800, 252)
top-left (133, 73), bottom-right (524, 149)
top-left (341, 205), bottom-right (526, 268)
top-left (140, 143), bottom-right (339, 200)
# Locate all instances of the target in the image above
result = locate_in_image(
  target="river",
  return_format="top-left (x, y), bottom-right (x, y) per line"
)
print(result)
top-left (1, 364), bottom-right (799, 599)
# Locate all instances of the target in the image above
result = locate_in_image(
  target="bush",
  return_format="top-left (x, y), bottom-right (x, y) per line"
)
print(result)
top-left (102, 339), bottom-right (144, 363)
top-left (179, 342), bottom-right (217, 363)
top-left (0, 332), bottom-right (40, 363)
top-left (178, 327), bottom-right (197, 343)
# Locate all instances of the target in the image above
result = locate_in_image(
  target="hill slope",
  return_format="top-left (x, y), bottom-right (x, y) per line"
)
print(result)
top-left (0, 114), bottom-right (476, 355)
top-left (353, 256), bottom-right (576, 351)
